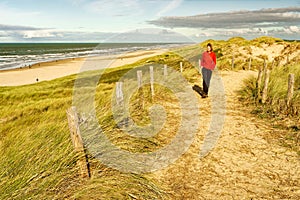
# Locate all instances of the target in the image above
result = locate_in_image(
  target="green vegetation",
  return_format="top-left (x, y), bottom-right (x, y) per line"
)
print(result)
top-left (251, 36), bottom-right (284, 46)
top-left (1, 36), bottom-right (299, 199)
top-left (199, 36), bottom-right (300, 70)
top-left (239, 64), bottom-right (300, 155)
top-left (0, 49), bottom-right (201, 199)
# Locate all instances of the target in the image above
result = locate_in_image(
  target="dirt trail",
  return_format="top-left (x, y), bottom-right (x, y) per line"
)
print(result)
top-left (151, 70), bottom-right (300, 199)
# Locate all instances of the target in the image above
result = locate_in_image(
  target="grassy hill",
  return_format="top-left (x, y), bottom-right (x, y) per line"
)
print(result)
top-left (0, 71), bottom-right (166, 199)
top-left (200, 36), bottom-right (300, 70)
top-left (0, 36), bottom-right (299, 199)
top-left (0, 49), bottom-right (201, 199)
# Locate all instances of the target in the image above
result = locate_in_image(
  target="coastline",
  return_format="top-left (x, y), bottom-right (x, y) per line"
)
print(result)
top-left (0, 49), bottom-right (167, 86)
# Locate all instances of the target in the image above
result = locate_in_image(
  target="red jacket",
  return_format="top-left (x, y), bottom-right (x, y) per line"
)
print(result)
top-left (201, 51), bottom-right (216, 70)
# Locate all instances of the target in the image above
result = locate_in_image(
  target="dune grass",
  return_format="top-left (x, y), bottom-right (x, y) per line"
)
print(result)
top-left (201, 36), bottom-right (300, 70)
top-left (0, 46), bottom-right (201, 199)
top-left (239, 63), bottom-right (300, 155)
top-left (1, 36), bottom-right (298, 199)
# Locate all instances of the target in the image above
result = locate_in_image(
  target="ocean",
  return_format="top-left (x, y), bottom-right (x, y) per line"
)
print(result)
top-left (0, 43), bottom-right (178, 70)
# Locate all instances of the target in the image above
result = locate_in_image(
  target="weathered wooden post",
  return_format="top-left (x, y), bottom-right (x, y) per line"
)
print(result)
top-left (248, 57), bottom-right (252, 70)
top-left (287, 73), bottom-right (295, 107)
top-left (180, 62), bottom-right (183, 73)
top-left (137, 70), bottom-right (145, 109)
top-left (116, 82), bottom-right (124, 106)
top-left (261, 70), bottom-right (270, 104)
top-left (257, 66), bottom-right (263, 90)
top-left (150, 66), bottom-right (154, 97)
top-left (271, 60), bottom-right (275, 69)
top-left (164, 64), bottom-right (168, 77)
top-left (137, 70), bottom-right (142, 88)
top-left (263, 59), bottom-right (267, 74)
top-left (66, 107), bottom-right (90, 178)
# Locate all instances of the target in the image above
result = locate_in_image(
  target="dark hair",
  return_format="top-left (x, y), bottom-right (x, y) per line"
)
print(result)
top-left (207, 43), bottom-right (213, 51)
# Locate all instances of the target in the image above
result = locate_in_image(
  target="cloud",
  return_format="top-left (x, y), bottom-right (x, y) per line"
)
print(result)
top-left (22, 30), bottom-right (61, 39)
top-left (62, 29), bottom-right (192, 43)
top-left (156, 0), bottom-right (183, 16)
top-left (148, 7), bottom-right (300, 29)
top-left (0, 31), bottom-right (8, 37)
top-left (191, 25), bottom-right (300, 41)
top-left (0, 24), bottom-right (42, 31)
top-left (0, 24), bottom-right (62, 41)
top-left (194, 27), bottom-right (269, 38)
top-left (104, 28), bottom-right (192, 42)
top-left (0, 24), bottom-right (59, 40)
top-left (288, 25), bottom-right (300, 32)
top-left (0, 25), bottom-right (192, 42)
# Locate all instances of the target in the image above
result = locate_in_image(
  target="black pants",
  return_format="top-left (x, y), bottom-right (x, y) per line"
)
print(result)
top-left (202, 67), bottom-right (212, 95)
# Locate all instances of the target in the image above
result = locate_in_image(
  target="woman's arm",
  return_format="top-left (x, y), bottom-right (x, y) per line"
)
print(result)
top-left (212, 52), bottom-right (217, 64)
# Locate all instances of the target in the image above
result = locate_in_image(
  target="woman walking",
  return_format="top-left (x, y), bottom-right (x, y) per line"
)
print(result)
top-left (200, 43), bottom-right (216, 98)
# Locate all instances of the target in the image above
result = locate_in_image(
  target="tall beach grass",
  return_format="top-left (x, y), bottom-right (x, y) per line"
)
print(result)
top-left (0, 47), bottom-right (201, 199)
top-left (239, 63), bottom-right (300, 155)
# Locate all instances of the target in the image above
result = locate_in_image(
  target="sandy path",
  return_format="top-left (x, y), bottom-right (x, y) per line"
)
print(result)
top-left (0, 49), bottom-right (167, 86)
top-left (151, 70), bottom-right (300, 199)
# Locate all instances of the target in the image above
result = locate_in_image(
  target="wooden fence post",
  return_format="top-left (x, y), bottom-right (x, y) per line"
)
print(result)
top-left (256, 66), bottom-right (263, 90)
top-left (271, 60), bottom-right (275, 69)
top-left (248, 57), bottom-right (252, 70)
top-left (66, 107), bottom-right (90, 178)
top-left (262, 70), bottom-right (270, 104)
top-left (263, 59), bottom-right (267, 74)
top-left (180, 62), bottom-right (183, 73)
top-left (287, 73), bottom-right (295, 107)
top-left (150, 66), bottom-right (154, 97)
top-left (137, 70), bottom-right (142, 88)
top-left (137, 70), bottom-right (145, 109)
top-left (116, 82), bottom-right (124, 106)
top-left (164, 64), bottom-right (168, 77)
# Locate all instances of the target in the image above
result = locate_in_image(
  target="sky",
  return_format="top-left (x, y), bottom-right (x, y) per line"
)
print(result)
top-left (0, 0), bottom-right (300, 42)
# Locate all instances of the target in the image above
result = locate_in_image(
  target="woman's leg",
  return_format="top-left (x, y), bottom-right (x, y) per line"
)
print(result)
top-left (202, 68), bottom-right (212, 95)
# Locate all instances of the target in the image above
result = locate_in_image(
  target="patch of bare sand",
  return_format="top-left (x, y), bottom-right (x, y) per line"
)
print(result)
top-left (250, 44), bottom-right (285, 61)
top-left (149, 70), bottom-right (300, 199)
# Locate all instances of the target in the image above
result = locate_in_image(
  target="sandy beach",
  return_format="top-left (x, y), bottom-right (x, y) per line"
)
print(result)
top-left (0, 49), bottom-right (167, 86)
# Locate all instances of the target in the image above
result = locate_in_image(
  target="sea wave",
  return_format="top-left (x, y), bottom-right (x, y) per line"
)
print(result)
top-left (0, 43), bottom-right (182, 70)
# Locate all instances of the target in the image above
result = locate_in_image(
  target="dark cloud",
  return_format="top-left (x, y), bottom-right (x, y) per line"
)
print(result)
top-left (148, 7), bottom-right (300, 29)
top-left (0, 24), bottom-right (43, 31)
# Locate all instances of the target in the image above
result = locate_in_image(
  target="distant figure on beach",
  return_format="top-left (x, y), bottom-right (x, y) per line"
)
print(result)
top-left (36, 78), bottom-right (39, 82)
top-left (200, 43), bottom-right (216, 98)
